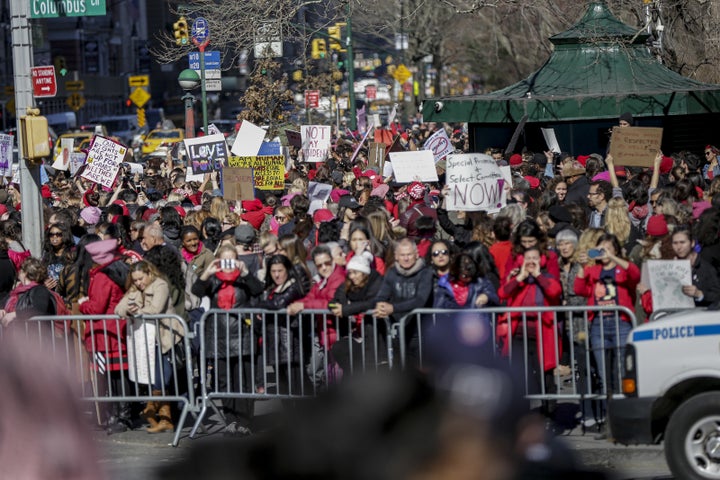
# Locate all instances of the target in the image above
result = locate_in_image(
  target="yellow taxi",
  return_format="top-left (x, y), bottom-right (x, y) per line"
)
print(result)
top-left (52, 131), bottom-right (93, 161)
top-left (141, 128), bottom-right (184, 155)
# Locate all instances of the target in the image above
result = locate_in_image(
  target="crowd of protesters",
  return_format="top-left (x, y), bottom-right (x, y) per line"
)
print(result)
top-left (0, 112), bottom-right (718, 440)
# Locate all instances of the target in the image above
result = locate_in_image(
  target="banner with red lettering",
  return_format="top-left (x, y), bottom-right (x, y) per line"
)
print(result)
top-left (445, 153), bottom-right (506, 213)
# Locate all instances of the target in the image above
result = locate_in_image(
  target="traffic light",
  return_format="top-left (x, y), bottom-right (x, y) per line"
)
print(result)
top-left (173, 17), bottom-right (189, 46)
top-left (311, 39), bottom-right (327, 59)
top-left (54, 56), bottom-right (68, 77)
top-left (328, 23), bottom-right (346, 52)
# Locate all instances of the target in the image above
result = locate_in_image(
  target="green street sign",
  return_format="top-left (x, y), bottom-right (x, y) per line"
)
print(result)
top-left (30, 0), bottom-right (107, 18)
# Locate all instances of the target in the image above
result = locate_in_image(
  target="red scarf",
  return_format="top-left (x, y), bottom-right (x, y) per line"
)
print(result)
top-left (216, 270), bottom-right (240, 310)
top-left (450, 280), bottom-right (470, 307)
top-left (181, 242), bottom-right (203, 264)
top-left (4, 282), bottom-right (39, 312)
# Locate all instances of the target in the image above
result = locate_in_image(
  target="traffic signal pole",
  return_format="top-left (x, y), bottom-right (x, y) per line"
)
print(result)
top-left (346, 5), bottom-right (356, 132)
top-left (9, 0), bottom-right (43, 256)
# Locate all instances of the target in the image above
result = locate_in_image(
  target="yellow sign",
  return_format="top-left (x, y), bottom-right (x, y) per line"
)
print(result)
top-left (128, 75), bottom-right (149, 87)
top-left (66, 93), bottom-right (85, 111)
top-left (65, 80), bottom-right (84, 91)
top-left (129, 87), bottom-right (151, 108)
top-left (393, 64), bottom-right (411, 84)
top-left (227, 155), bottom-right (285, 190)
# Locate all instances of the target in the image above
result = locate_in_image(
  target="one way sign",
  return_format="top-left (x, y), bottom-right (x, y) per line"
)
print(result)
top-left (31, 66), bottom-right (57, 98)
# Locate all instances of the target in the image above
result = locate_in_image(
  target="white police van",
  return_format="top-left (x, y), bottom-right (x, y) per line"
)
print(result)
top-left (609, 308), bottom-right (720, 479)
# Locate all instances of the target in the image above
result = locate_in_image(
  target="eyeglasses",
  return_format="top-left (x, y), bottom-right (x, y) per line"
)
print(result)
top-left (432, 249), bottom-right (449, 257)
top-left (48, 232), bottom-right (62, 238)
top-left (275, 215), bottom-right (286, 221)
top-left (316, 261), bottom-right (333, 268)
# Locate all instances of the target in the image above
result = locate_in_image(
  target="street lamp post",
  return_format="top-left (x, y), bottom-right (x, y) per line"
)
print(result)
top-left (178, 69), bottom-right (200, 139)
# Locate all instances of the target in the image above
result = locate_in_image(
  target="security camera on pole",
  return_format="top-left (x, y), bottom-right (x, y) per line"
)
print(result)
top-left (191, 17), bottom-right (210, 136)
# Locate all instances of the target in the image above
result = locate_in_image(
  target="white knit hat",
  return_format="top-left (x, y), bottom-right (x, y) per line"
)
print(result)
top-left (346, 251), bottom-right (372, 274)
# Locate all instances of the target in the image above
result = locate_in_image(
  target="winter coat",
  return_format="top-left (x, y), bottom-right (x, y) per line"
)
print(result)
top-left (504, 250), bottom-right (561, 284)
top-left (436, 207), bottom-right (473, 246)
top-left (254, 278), bottom-right (305, 364)
top-left (433, 275), bottom-right (499, 310)
top-left (498, 273), bottom-right (563, 371)
top-left (300, 266), bottom-right (346, 347)
top-left (574, 262), bottom-right (641, 324)
top-left (79, 262), bottom-right (127, 371)
top-left (191, 271), bottom-right (264, 357)
top-left (375, 259), bottom-right (434, 318)
top-left (565, 176), bottom-right (590, 207)
top-left (0, 249), bottom-right (16, 306)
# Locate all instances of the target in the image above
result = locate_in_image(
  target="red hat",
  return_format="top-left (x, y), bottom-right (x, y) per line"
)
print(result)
top-left (576, 155), bottom-right (590, 166)
top-left (361, 170), bottom-right (377, 180)
top-left (646, 214), bottom-right (669, 237)
top-left (408, 181), bottom-right (426, 200)
top-left (141, 208), bottom-right (158, 222)
top-left (41, 185), bottom-right (52, 199)
top-left (173, 205), bottom-right (186, 218)
top-left (112, 200), bottom-right (130, 217)
top-left (312, 208), bottom-right (335, 224)
top-left (509, 154), bottom-right (523, 166)
top-left (523, 175), bottom-right (540, 189)
top-left (330, 188), bottom-right (351, 203)
top-left (614, 165), bottom-right (627, 177)
top-left (659, 156), bottom-right (673, 174)
top-left (241, 210), bottom-right (266, 230)
top-left (241, 199), bottom-right (263, 212)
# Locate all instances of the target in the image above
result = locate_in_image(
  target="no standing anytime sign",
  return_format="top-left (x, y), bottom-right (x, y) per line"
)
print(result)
top-left (31, 66), bottom-right (57, 98)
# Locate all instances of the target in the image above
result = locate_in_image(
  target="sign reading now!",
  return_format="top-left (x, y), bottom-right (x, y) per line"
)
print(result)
top-left (31, 0), bottom-right (107, 18)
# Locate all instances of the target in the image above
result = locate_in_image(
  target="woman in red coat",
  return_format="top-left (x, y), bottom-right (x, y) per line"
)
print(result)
top-left (498, 247), bottom-right (563, 412)
top-left (503, 219), bottom-right (560, 286)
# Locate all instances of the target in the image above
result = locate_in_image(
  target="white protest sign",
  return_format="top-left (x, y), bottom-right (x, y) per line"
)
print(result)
top-left (541, 128), bottom-right (561, 153)
top-left (647, 260), bottom-right (695, 310)
top-left (308, 181), bottom-right (333, 214)
top-left (388, 150), bottom-right (438, 183)
top-left (69, 152), bottom-right (86, 176)
top-left (301, 125), bottom-right (332, 163)
top-left (126, 162), bottom-right (144, 175)
top-left (207, 123), bottom-right (222, 136)
top-left (0, 134), bottom-right (12, 177)
top-left (185, 134), bottom-right (228, 174)
top-left (445, 153), bottom-right (506, 213)
top-left (231, 120), bottom-right (266, 157)
top-left (52, 137), bottom-right (74, 171)
top-left (81, 136), bottom-right (127, 188)
top-left (423, 128), bottom-right (454, 163)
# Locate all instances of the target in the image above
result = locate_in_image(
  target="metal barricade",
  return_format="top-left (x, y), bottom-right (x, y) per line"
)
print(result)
top-left (189, 308), bottom-right (392, 438)
top-left (27, 314), bottom-right (196, 447)
top-left (395, 305), bottom-right (637, 404)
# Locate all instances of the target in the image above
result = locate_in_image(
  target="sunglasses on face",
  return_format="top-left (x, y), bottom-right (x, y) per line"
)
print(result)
top-left (316, 261), bottom-right (333, 268)
top-left (48, 232), bottom-right (63, 238)
top-left (432, 249), bottom-right (449, 257)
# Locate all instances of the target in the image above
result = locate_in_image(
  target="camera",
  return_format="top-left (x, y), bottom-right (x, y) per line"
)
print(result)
top-left (434, 101), bottom-right (444, 113)
top-left (588, 248), bottom-right (605, 259)
top-left (220, 258), bottom-right (236, 270)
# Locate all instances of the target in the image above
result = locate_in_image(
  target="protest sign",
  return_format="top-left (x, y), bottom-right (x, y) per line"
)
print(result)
top-left (231, 120), bottom-right (266, 157)
top-left (609, 126), bottom-right (663, 166)
top-left (445, 153), bottom-right (505, 213)
top-left (301, 125), bottom-right (332, 162)
top-left (228, 155), bottom-right (285, 190)
top-left (541, 128), bottom-right (561, 153)
top-left (222, 167), bottom-right (255, 201)
top-left (81, 136), bottom-right (127, 188)
top-left (69, 152), bottom-right (86, 176)
top-left (258, 141), bottom-right (281, 156)
top-left (308, 181), bottom-right (333, 214)
top-left (647, 260), bottom-right (695, 310)
top-left (52, 137), bottom-right (74, 170)
top-left (423, 128), bottom-right (454, 163)
top-left (368, 142), bottom-right (386, 170)
top-left (285, 129), bottom-right (302, 149)
top-left (388, 150), bottom-right (438, 183)
top-left (184, 133), bottom-right (228, 174)
top-left (0, 134), bottom-right (12, 177)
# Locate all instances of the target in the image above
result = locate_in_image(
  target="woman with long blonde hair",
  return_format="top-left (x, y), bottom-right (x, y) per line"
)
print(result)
top-left (209, 196), bottom-right (230, 223)
top-left (604, 197), bottom-right (641, 255)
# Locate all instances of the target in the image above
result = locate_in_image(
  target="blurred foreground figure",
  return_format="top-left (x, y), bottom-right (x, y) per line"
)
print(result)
top-left (0, 337), bottom-right (106, 480)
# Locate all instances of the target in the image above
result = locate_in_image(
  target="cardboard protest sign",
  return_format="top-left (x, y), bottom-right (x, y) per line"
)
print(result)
top-left (609, 126), bottom-right (663, 166)
top-left (223, 167), bottom-right (255, 201)
top-left (81, 136), bottom-right (127, 188)
top-left (423, 128), bottom-right (454, 163)
top-left (301, 125), bottom-right (332, 162)
top-left (184, 134), bottom-right (228, 174)
top-left (445, 153), bottom-right (506, 213)
top-left (388, 150), bottom-right (438, 183)
top-left (231, 120), bottom-right (266, 157)
top-left (647, 260), bottom-right (695, 310)
top-left (228, 155), bottom-right (285, 190)
top-left (69, 152), bottom-right (86, 176)
top-left (285, 130), bottom-right (302, 149)
top-left (0, 134), bottom-right (12, 177)
top-left (52, 137), bottom-right (74, 170)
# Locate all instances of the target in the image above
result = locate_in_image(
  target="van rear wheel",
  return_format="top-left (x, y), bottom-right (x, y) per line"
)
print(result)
top-left (665, 392), bottom-right (720, 479)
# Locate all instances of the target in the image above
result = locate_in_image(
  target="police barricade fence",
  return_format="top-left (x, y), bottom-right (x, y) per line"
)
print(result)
top-left (395, 305), bottom-right (637, 404)
top-left (25, 314), bottom-right (195, 447)
top-left (189, 308), bottom-right (392, 438)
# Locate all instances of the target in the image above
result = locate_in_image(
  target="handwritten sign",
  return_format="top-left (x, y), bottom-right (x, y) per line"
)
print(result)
top-left (223, 167), bottom-right (255, 201)
top-left (184, 133), bottom-right (228, 174)
top-left (231, 120), bottom-right (266, 157)
top-left (445, 153), bottom-right (505, 213)
top-left (388, 150), bottom-right (438, 183)
top-left (0, 134), bottom-right (12, 177)
top-left (52, 137), bottom-right (74, 171)
top-left (301, 125), bottom-right (332, 163)
top-left (609, 126), bottom-right (663, 167)
top-left (228, 155), bottom-right (285, 190)
top-left (423, 128), bottom-right (454, 163)
top-left (647, 259), bottom-right (695, 310)
top-left (81, 136), bottom-right (126, 188)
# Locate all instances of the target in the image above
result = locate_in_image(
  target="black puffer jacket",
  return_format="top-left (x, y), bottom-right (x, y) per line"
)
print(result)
top-left (254, 279), bottom-right (305, 364)
top-left (191, 272), bottom-right (264, 357)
